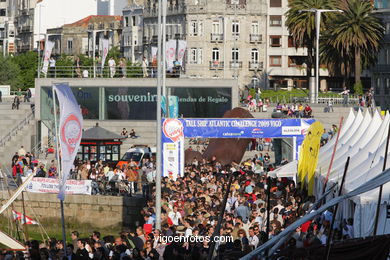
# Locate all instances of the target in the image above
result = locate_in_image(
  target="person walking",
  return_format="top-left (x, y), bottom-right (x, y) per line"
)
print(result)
top-left (142, 56), bottom-right (149, 78)
top-left (119, 58), bottom-right (127, 78)
top-left (24, 88), bottom-right (31, 102)
top-left (108, 57), bottom-right (116, 78)
top-left (49, 57), bottom-right (56, 77)
top-left (0, 89), bottom-right (2, 102)
top-left (340, 87), bottom-right (350, 107)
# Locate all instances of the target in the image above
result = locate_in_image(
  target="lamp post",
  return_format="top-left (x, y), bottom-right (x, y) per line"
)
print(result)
top-left (87, 29), bottom-right (111, 78)
top-left (299, 9), bottom-right (343, 103)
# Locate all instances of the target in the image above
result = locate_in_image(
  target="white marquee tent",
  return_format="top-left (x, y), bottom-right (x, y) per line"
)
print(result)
top-left (269, 109), bottom-right (390, 237)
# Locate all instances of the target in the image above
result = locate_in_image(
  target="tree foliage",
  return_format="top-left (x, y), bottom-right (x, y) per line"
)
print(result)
top-left (0, 55), bottom-right (23, 90)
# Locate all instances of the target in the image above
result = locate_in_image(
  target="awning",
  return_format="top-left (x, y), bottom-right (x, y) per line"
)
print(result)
top-left (268, 160), bottom-right (297, 178)
top-left (0, 231), bottom-right (25, 250)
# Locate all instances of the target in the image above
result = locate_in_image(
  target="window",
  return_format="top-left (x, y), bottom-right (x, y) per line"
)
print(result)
top-left (132, 16), bottom-right (136, 26)
top-left (270, 35), bottom-right (281, 47)
top-left (386, 78), bottom-right (390, 95)
top-left (270, 56), bottom-right (282, 67)
top-left (270, 15), bottom-right (282, 26)
top-left (232, 21), bottom-right (239, 36)
top-left (125, 17), bottom-right (129, 27)
top-left (190, 47), bottom-right (203, 64)
top-left (212, 48), bottom-right (220, 61)
top-left (67, 39), bottom-right (73, 52)
top-left (212, 21), bottom-right (221, 34)
top-left (190, 20), bottom-right (203, 36)
top-left (232, 48), bottom-right (239, 62)
top-left (0, 9), bottom-right (5, 16)
top-left (251, 48), bottom-right (259, 63)
top-left (251, 22), bottom-right (259, 34)
top-left (288, 56), bottom-right (305, 67)
top-left (270, 0), bottom-right (281, 7)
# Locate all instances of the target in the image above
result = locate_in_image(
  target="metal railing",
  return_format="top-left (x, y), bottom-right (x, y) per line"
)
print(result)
top-left (211, 33), bottom-right (224, 42)
top-left (257, 93), bottom-right (360, 104)
top-left (31, 134), bottom-right (54, 159)
top-left (0, 106), bottom-right (35, 148)
top-left (39, 65), bottom-right (183, 78)
top-left (230, 61), bottom-right (243, 68)
top-left (250, 34), bottom-right (262, 43)
top-left (249, 61), bottom-right (264, 70)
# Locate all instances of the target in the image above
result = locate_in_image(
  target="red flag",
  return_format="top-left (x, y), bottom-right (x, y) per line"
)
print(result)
top-left (12, 210), bottom-right (38, 225)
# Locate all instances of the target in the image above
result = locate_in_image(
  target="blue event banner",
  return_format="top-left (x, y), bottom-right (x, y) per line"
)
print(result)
top-left (175, 118), bottom-right (315, 139)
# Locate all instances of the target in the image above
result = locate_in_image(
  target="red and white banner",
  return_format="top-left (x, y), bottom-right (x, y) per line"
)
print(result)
top-left (53, 83), bottom-right (83, 201)
top-left (165, 40), bottom-right (177, 71)
top-left (22, 177), bottom-right (92, 196)
top-left (162, 119), bottom-right (184, 180)
top-left (101, 39), bottom-right (109, 70)
top-left (41, 40), bottom-right (55, 75)
top-left (12, 210), bottom-right (38, 225)
top-left (177, 40), bottom-right (187, 65)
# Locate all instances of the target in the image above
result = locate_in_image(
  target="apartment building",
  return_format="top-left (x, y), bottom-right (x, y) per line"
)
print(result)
top-left (122, 4), bottom-right (144, 63)
top-left (0, 0), bottom-right (7, 53)
top-left (372, 0), bottom-right (390, 110)
top-left (6, 0), bottom-right (128, 53)
top-left (47, 15), bottom-right (122, 56)
top-left (142, 0), bottom-right (267, 91)
top-left (266, 0), bottom-right (328, 90)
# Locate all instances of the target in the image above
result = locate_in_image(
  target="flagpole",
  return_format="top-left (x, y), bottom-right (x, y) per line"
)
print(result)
top-left (52, 86), bottom-right (67, 258)
top-left (21, 191), bottom-right (28, 241)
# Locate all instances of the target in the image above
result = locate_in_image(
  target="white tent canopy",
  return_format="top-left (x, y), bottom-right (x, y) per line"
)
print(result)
top-left (314, 109), bottom-right (390, 238)
top-left (268, 160), bottom-right (297, 178)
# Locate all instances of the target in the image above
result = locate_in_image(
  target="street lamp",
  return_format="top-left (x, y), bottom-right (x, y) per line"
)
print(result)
top-left (299, 9), bottom-right (343, 103)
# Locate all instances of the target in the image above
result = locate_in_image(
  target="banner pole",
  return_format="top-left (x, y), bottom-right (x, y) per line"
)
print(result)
top-left (52, 86), bottom-right (67, 258)
top-left (155, 0), bottom-right (163, 231)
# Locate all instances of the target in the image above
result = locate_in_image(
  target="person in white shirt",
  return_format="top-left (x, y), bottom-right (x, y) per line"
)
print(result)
top-left (248, 227), bottom-right (259, 248)
top-left (142, 57), bottom-right (149, 77)
top-left (105, 168), bottom-right (115, 181)
top-left (168, 206), bottom-right (182, 226)
top-left (108, 57), bottom-right (116, 78)
top-left (18, 146), bottom-right (26, 157)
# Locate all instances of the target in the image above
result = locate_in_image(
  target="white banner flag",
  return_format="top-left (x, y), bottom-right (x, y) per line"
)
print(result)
top-left (41, 40), bottom-right (55, 75)
top-left (151, 46), bottom-right (158, 62)
top-left (22, 177), bottom-right (92, 196)
top-left (53, 83), bottom-right (83, 201)
top-left (165, 39), bottom-right (177, 71)
top-left (177, 40), bottom-right (187, 65)
top-left (101, 39), bottom-right (109, 70)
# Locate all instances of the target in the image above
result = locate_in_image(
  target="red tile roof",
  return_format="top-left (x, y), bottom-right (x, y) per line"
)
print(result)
top-left (64, 15), bottom-right (122, 28)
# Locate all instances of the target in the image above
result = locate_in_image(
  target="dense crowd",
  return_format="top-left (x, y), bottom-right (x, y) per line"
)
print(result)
top-left (5, 149), bottom-right (356, 260)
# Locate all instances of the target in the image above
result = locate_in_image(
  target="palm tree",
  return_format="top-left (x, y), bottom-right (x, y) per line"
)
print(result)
top-left (328, 0), bottom-right (384, 85)
top-left (285, 0), bottom-right (336, 79)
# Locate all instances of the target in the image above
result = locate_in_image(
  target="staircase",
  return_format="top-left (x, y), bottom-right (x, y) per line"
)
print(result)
top-left (0, 103), bottom-right (36, 168)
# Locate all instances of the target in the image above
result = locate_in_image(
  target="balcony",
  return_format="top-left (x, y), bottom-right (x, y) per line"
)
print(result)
top-left (209, 61), bottom-right (224, 70)
top-left (20, 26), bottom-right (32, 33)
top-left (211, 33), bottom-right (224, 43)
top-left (230, 61), bottom-right (242, 68)
top-left (0, 31), bottom-right (5, 39)
top-left (249, 61), bottom-right (264, 71)
top-left (250, 34), bottom-right (262, 43)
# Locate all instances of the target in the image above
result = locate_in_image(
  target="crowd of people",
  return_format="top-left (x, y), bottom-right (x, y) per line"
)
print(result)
top-left (5, 148), bottom-right (357, 260)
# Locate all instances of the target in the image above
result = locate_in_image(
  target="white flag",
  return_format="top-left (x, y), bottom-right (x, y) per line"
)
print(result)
top-left (101, 39), bottom-right (109, 70)
top-left (165, 40), bottom-right (177, 71)
top-left (53, 83), bottom-right (83, 201)
top-left (151, 46), bottom-right (158, 62)
top-left (41, 41), bottom-right (55, 75)
top-left (177, 40), bottom-right (187, 65)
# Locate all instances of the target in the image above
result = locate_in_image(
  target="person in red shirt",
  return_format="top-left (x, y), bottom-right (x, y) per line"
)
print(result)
top-left (304, 104), bottom-right (313, 118)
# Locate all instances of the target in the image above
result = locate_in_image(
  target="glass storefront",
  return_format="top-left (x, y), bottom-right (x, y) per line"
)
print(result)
top-left (41, 86), bottom-right (232, 120)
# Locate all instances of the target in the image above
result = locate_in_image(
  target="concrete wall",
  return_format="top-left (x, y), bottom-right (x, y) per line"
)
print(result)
top-left (0, 192), bottom-right (145, 228)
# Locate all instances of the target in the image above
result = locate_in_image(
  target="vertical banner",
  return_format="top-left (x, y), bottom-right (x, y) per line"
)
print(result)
top-left (177, 40), bottom-right (187, 65)
top-left (165, 39), bottom-right (177, 71)
top-left (162, 118), bottom-right (184, 180)
top-left (41, 40), bottom-right (55, 75)
top-left (151, 46), bottom-right (158, 62)
top-left (169, 96), bottom-right (179, 118)
top-left (53, 83), bottom-right (83, 201)
top-left (101, 39), bottom-right (109, 70)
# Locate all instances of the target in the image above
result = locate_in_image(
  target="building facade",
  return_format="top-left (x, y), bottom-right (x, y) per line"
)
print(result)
top-left (265, 0), bottom-right (328, 90)
top-left (47, 15), bottom-right (122, 57)
top-left (122, 4), bottom-right (144, 63)
top-left (372, 1), bottom-right (390, 110)
top-left (142, 0), bottom-right (267, 91)
top-left (0, 0), bottom-right (7, 53)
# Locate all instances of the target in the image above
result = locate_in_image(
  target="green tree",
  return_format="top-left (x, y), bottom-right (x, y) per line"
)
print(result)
top-left (285, 0), bottom-right (335, 80)
top-left (327, 0), bottom-right (384, 85)
top-left (12, 51), bottom-right (38, 90)
top-left (0, 55), bottom-right (23, 90)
